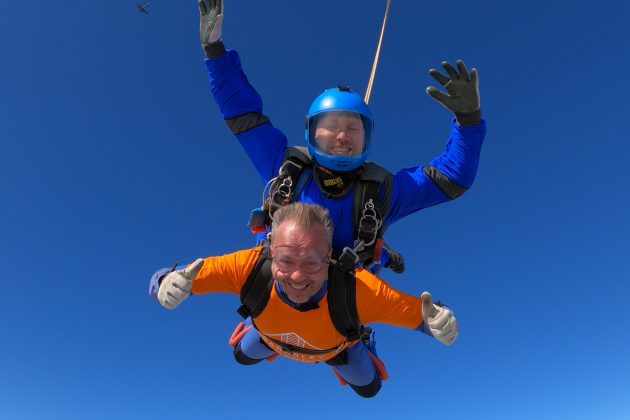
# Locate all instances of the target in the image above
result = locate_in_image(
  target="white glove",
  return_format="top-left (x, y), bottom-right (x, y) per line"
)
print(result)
top-left (421, 291), bottom-right (459, 345)
top-left (158, 259), bottom-right (204, 310)
top-left (198, 0), bottom-right (224, 45)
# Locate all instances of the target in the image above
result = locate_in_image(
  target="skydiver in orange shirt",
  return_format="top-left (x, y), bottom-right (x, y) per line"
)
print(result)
top-left (150, 202), bottom-right (459, 398)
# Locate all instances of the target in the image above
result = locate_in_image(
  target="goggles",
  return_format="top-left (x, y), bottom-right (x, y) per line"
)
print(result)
top-left (271, 246), bottom-right (330, 275)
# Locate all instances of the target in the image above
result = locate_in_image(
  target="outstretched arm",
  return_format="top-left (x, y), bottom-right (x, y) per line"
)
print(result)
top-left (355, 272), bottom-right (459, 345)
top-left (148, 247), bottom-right (265, 307)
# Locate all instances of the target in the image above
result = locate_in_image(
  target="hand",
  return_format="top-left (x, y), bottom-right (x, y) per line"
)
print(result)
top-left (426, 60), bottom-right (480, 116)
top-left (198, 0), bottom-right (224, 45)
top-left (421, 291), bottom-right (459, 345)
top-left (158, 259), bottom-right (204, 309)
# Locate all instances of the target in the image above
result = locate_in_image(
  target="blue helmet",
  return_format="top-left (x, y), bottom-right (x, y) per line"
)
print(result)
top-left (305, 86), bottom-right (374, 172)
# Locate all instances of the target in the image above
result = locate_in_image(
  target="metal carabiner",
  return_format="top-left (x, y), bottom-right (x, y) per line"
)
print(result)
top-left (275, 178), bottom-right (293, 201)
top-left (267, 177), bottom-right (293, 221)
top-left (358, 199), bottom-right (382, 247)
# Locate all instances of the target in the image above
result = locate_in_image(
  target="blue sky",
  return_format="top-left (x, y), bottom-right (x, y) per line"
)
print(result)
top-left (1, 0), bottom-right (629, 419)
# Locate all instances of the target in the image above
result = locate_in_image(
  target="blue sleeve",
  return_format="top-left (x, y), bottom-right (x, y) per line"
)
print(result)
top-left (415, 321), bottom-right (433, 337)
top-left (385, 118), bottom-right (486, 224)
top-left (204, 50), bottom-right (287, 185)
top-left (204, 49), bottom-right (261, 118)
top-left (148, 266), bottom-right (181, 302)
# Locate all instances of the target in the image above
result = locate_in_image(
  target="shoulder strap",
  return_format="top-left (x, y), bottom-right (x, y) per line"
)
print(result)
top-left (237, 248), bottom-right (273, 319)
top-left (352, 162), bottom-right (393, 266)
top-left (285, 146), bottom-right (311, 163)
top-left (239, 246), bottom-right (363, 341)
top-left (354, 162), bottom-right (392, 229)
top-left (265, 147), bottom-right (313, 220)
top-left (282, 146), bottom-right (313, 200)
top-left (326, 253), bottom-right (363, 341)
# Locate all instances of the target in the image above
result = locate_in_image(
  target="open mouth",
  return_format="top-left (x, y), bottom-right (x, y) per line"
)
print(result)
top-left (286, 280), bottom-right (309, 290)
top-left (330, 146), bottom-right (353, 155)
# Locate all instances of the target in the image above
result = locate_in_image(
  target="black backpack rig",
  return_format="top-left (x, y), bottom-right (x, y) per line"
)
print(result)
top-left (247, 146), bottom-right (405, 275)
top-left (237, 246), bottom-right (371, 366)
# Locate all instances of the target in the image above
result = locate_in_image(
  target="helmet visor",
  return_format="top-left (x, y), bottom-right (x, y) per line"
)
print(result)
top-left (308, 111), bottom-right (371, 158)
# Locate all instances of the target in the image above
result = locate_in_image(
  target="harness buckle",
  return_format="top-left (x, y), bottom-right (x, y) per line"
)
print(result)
top-left (357, 199), bottom-right (382, 247)
top-left (266, 177), bottom-right (293, 220)
top-left (338, 246), bottom-right (360, 271)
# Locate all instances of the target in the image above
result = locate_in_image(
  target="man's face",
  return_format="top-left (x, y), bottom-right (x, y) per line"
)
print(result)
top-left (270, 220), bottom-right (331, 304)
top-left (314, 111), bottom-right (365, 156)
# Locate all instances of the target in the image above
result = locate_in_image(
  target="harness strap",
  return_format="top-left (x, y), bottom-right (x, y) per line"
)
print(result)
top-left (352, 166), bottom-right (390, 270)
top-left (329, 350), bottom-right (389, 387)
top-left (281, 147), bottom-right (313, 201)
top-left (237, 248), bottom-right (273, 319)
top-left (368, 351), bottom-right (389, 381)
top-left (261, 333), bottom-right (346, 355)
top-left (263, 148), bottom-right (404, 274)
top-left (327, 253), bottom-right (363, 342)
top-left (354, 181), bottom-right (384, 246)
top-left (265, 147), bottom-right (312, 220)
top-left (333, 368), bottom-right (349, 386)
top-left (228, 321), bottom-right (253, 347)
top-left (237, 247), bottom-right (364, 344)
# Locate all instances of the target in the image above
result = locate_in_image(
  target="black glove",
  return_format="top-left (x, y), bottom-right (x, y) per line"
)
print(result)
top-left (383, 243), bottom-right (405, 274)
top-left (426, 60), bottom-right (481, 125)
top-left (199, 0), bottom-right (226, 58)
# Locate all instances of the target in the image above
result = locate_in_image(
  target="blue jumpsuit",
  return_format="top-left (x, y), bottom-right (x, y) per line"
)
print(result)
top-left (205, 50), bottom-right (487, 255)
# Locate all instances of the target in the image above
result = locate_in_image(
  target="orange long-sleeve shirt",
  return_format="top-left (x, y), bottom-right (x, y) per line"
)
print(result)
top-left (191, 246), bottom-right (423, 363)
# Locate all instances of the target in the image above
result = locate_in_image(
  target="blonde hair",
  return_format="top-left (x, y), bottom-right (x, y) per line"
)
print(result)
top-left (271, 202), bottom-right (333, 247)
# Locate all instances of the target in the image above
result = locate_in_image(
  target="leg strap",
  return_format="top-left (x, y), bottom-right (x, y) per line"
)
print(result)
top-left (330, 348), bottom-right (389, 386)
top-left (332, 368), bottom-right (348, 386)
top-left (229, 321), bottom-right (253, 347)
top-left (367, 350), bottom-right (389, 381)
top-left (230, 321), bottom-right (279, 362)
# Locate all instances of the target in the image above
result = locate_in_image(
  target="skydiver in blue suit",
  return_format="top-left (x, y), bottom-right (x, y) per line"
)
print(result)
top-left (197, 0), bottom-right (486, 274)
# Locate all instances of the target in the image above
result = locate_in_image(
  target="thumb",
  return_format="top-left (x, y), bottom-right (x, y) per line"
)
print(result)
top-left (421, 291), bottom-right (436, 323)
top-left (182, 258), bottom-right (204, 280)
top-left (425, 87), bottom-right (451, 110)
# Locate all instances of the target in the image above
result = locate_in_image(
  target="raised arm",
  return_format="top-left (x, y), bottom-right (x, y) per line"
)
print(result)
top-left (198, 0), bottom-right (287, 184)
top-left (385, 59), bottom-right (486, 224)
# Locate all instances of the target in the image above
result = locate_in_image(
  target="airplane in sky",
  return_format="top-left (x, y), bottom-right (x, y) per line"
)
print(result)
top-left (136, 2), bottom-right (149, 15)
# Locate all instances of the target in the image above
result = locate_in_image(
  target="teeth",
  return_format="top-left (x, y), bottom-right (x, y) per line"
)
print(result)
top-left (289, 282), bottom-right (307, 290)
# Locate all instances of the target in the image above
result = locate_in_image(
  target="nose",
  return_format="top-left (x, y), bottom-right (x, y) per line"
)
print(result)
top-left (290, 269), bottom-right (307, 282)
top-left (336, 130), bottom-right (348, 142)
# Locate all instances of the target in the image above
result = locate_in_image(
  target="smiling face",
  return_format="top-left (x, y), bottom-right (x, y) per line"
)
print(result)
top-left (269, 219), bottom-right (332, 304)
top-left (314, 111), bottom-right (365, 157)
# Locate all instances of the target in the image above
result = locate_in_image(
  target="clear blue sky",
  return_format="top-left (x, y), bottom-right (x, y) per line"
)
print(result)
top-left (1, 1), bottom-right (629, 419)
